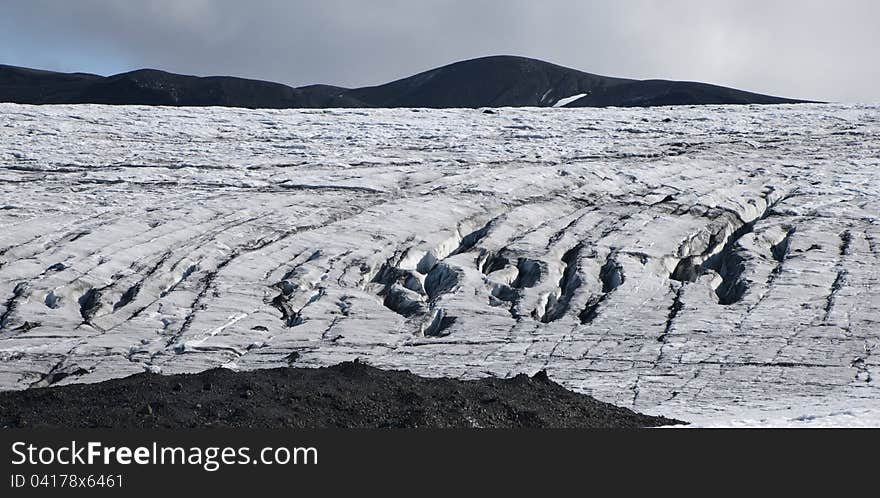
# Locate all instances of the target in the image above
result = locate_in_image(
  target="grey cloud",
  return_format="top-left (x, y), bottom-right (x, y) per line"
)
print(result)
top-left (1, 0), bottom-right (877, 102)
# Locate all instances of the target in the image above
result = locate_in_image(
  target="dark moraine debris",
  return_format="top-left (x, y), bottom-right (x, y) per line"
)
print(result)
top-left (0, 362), bottom-right (683, 428)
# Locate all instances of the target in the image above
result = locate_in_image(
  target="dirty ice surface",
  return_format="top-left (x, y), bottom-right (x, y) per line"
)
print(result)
top-left (0, 103), bottom-right (878, 427)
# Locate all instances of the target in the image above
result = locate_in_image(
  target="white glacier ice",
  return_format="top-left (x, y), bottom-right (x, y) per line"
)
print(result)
top-left (0, 102), bottom-right (878, 427)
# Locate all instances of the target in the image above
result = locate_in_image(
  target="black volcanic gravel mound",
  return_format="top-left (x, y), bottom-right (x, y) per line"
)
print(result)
top-left (0, 362), bottom-right (683, 428)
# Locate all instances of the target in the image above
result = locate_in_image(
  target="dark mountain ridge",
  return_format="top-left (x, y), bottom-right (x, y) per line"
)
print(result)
top-left (345, 55), bottom-right (632, 107)
top-left (0, 55), bottom-right (812, 109)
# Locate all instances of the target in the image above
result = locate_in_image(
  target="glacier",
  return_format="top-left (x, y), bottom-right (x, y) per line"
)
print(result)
top-left (0, 102), bottom-right (878, 427)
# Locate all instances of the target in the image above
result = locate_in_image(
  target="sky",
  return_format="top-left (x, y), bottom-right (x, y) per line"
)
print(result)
top-left (1, 0), bottom-right (878, 103)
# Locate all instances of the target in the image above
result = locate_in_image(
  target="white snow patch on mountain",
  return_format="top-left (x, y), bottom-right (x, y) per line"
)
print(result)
top-left (553, 93), bottom-right (588, 107)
